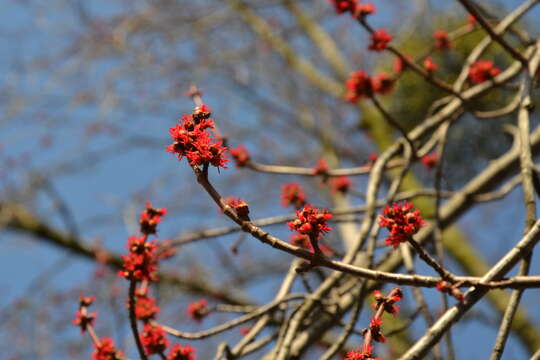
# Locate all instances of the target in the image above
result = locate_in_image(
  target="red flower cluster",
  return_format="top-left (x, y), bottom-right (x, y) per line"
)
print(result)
top-left (140, 202), bottom-right (167, 235)
top-left (368, 29), bottom-right (392, 51)
top-left (421, 152), bottom-right (438, 170)
top-left (187, 299), bottom-right (210, 322)
top-left (140, 324), bottom-right (169, 355)
top-left (378, 202), bottom-right (425, 248)
top-left (224, 196), bottom-right (250, 218)
top-left (372, 73), bottom-right (394, 95)
top-left (312, 158), bottom-right (329, 177)
top-left (433, 29), bottom-right (452, 50)
top-left (230, 145), bottom-right (250, 167)
top-left (167, 344), bottom-right (196, 360)
top-left (468, 60), bottom-right (501, 84)
top-left (119, 237), bottom-right (159, 281)
top-left (330, 176), bottom-right (352, 194)
top-left (167, 104), bottom-right (228, 168)
top-left (329, 0), bottom-right (357, 14)
top-left (372, 288), bottom-right (403, 315)
top-left (288, 205), bottom-right (333, 240)
top-left (345, 344), bottom-right (379, 360)
top-left (92, 338), bottom-right (124, 360)
top-left (281, 182), bottom-right (307, 208)
top-left (346, 71), bottom-right (395, 102)
top-left (423, 57), bottom-right (438, 73)
top-left (135, 294), bottom-right (160, 321)
top-left (356, 2), bottom-right (375, 17)
top-left (436, 281), bottom-right (465, 302)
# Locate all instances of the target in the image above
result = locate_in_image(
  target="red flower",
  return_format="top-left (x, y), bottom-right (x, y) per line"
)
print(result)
top-left (345, 345), bottom-right (379, 360)
top-left (230, 145), bottom-right (251, 167)
top-left (372, 288), bottom-right (403, 315)
top-left (346, 71), bottom-right (373, 102)
top-left (312, 158), bottom-right (329, 176)
top-left (368, 29), bottom-right (392, 51)
top-left (92, 338), bottom-right (124, 360)
top-left (167, 344), bottom-right (196, 360)
top-left (140, 203), bottom-right (167, 235)
top-left (467, 14), bottom-right (477, 28)
top-left (378, 202), bottom-right (425, 248)
top-left (421, 152), bottom-right (438, 170)
top-left (73, 310), bottom-right (96, 333)
top-left (281, 183), bottom-right (307, 208)
top-left (79, 295), bottom-right (95, 307)
top-left (118, 245), bottom-right (158, 282)
top-left (167, 107), bottom-right (228, 169)
top-left (329, 0), bottom-right (357, 14)
top-left (135, 295), bottom-right (160, 321)
top-left (433, 29), bottom-right (452, 50)
top-left (224, 197), bottom-right (250, 218)
top-left (468, 60), bottom-right (501, 84)
top-left (356, 2), bottom-right (375, 17)
top-left (239, 327), bottom-right (251, 335)
top-left (423, 57), bottom-right (438, 73)
top-left (140, 324), bottom-right (169, 355)
top-left (330, 176), bottom-right (352, 194)
top-left (372, 73), bottom-right (394, 95)
top-left (187, 299), bottom-right (209, 322)
top-left (288, 205), bottom-right (333, 239)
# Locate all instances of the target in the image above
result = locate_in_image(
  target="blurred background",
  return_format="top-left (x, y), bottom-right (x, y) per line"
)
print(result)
top-left (1, 0), bottom-right (540, 359)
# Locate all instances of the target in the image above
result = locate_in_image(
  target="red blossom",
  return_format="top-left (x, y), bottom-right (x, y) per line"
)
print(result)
top-left (288, 205), bottom-right (333, 240)
top-left (467, 14), bottom-right (477, 28)
top-left (140, 324), bottom-right (169, 355)
top-left (312, 158), bottom-right (329, 176)
top-left (356, 2), bottom-right (375, 17)
top-left (346, 71), bottom-right (373, 102)
top-left (167, 107), bottom-right (228, 169)
top-left (92, 338), bottom-right (124, 360)
top-left (224, 197), bottom-right (250, 218)
top-left (230, 145), bottom-right (251, 167)
top-left (167, 344), bottom-right (196, 360)
top-left (239, 327), bottom-right (251, 335)
top-left (378, 202), bottom-right (425, 248)
top-left (468, 60), bottom-right (501, 84)
top-left (79, 295), bottom-right (95, 307)
top-left (372, 288), bottom-right (403, 315)
top-left (140, 202), bottom-right (167, 235)
top-left (330, 176), bottom-right (352, 194)
top-left (187, 299), bottom-right (210, 322)
top-left (372, 73), bottom-right (394, 95)
top-left (345, 345), bottom-right (379, 360)
top-left (433, 29), bottom-right (452, 50)
top-left (368, 29), bottom-right (392, 51)
top-left (73, 310), bottom-right (96, 333)
top-left (421, 152), bottom-right (438, 170)
top-left (423, 57), bottom-right (438, 73)
top-left (135, 294), bottom-right (160, 321)
top-left (329, 0), bottom-right (357, 14)
top-left (118, 245), bottom-right (158, 282)
top-left (281, 182), bottom-right (307, 208)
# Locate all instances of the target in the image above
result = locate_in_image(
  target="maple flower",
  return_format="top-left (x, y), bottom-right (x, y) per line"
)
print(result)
top-left (92, 338), bottom-right (124, 360)
top-left (372, 73), bottom-right (394, 95)
top-left (288, 205), bottom-right (333, 240)
top-left (230, 145), bottom-right (250, 167)
top-left (118, 240), bottom-right (159, 282)
top-left (224, 197), bottom-right (250, 218)
top-left (79, 295), bottom-right (96, 307)
top-left (167, 108), bottom-right (228, 169)
top-left (468, 60), bottom-right (501, 84)
top-left (312, 158), bottom-right (329, 176)
top-left (346, 71), bottom-right (374, 102)
top-left (73, 310), bottom-right (97, 333)
top-left (281, 182), bottom-right (307, 208)
top-left (356, 2), bottom-right (375, 17)
top-left (344, 345), bottom-right (379, 360)
top-left (421, 152), bottom-right (438, 170)
top-left (467, 14), bottom-right (477, 28)
top-left (372, 288), bottom-right (403, 315)
top-left (368, 29), bottom-right (392, 51)
top-left (140, 324), bottom-right (169, 355)
top-left (423, 57), bottom-right (438, 73)
top-left (135, 294), bottom-right (160, 321)
top-left (330, 176), bottom-right (352, 194)
top-left (378, 202), bottom-right (425, 248)
top-left (433, 29), bottom-right (452, 50)
top-left (329, 0), bottom-right (357, 14)
top-left (140, 202), bottom-right (167, 235)
top-left (369, 317), bottom-right (386, 343)
top-left (167, 344), bottom-right (196, 360)
top-left (187, 299), bottom-right (210, 322)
